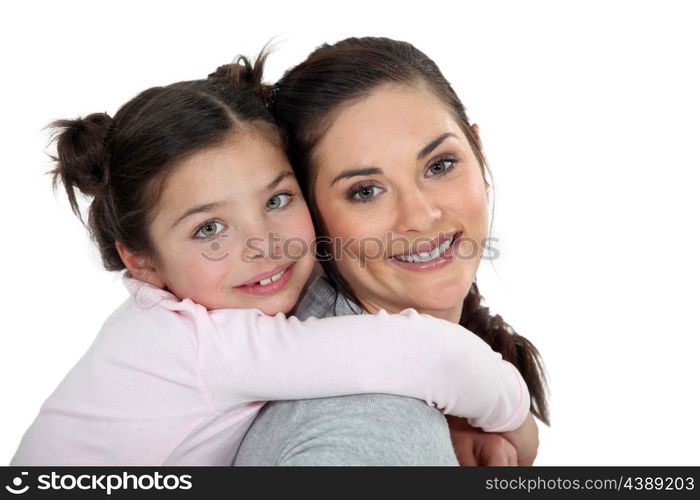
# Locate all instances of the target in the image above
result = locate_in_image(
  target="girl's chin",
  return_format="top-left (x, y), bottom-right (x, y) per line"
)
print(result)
top-left (239, 290), bottom-right (299, 313)
top-left (197, 292), bottom-right (297, 314)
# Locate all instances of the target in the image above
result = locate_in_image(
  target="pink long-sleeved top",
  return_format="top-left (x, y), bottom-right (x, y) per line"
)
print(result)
top-left (12, 277), bottom-right (530, 465)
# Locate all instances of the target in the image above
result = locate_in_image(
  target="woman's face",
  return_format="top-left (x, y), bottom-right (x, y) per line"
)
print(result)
top-left (313, 83), bottom-right (489, 322)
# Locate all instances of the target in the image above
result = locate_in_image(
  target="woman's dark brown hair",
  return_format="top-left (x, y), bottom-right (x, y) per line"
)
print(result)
top-left (50, 53), bottom-right (278, 271)
top-left (270, 36), bottom-right (550, 425)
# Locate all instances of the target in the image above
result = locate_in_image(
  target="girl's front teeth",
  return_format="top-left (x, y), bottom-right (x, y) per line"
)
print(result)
top-left (258, 270), bottom-right (285, 285)
top-left (395, 237), bottom-right (453, 262)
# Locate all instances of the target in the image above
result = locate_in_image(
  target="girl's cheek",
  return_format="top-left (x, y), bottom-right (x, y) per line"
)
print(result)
top-left (268, 209), bottom-right (315, 261)
top-left (289, 203), bottom-right (316, 240)
top-left (180, 246), bottom-right (226, 277)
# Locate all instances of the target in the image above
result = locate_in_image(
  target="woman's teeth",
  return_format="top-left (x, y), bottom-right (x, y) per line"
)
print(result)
top-left (394, 236), bottom-right (454, 262)
top-left (257, 269), bottom-right (286, 285)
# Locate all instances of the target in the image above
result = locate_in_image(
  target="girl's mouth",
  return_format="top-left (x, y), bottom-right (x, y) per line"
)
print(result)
top-left (235, 262), bottom-right (296, 296)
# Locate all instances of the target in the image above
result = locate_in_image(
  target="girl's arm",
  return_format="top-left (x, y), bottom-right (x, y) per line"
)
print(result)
top-left (199, 307), bottom-right (529, 432)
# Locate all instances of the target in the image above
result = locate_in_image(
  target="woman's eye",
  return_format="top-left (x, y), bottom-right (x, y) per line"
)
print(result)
top-left (350, 184), bottom-right (383, 202)
top-left (426, 158), bottom-right (456, 177)
top-left (266, 193), bottom-right (292, 211)
top-left (195, 221), bottom-right (225, 238)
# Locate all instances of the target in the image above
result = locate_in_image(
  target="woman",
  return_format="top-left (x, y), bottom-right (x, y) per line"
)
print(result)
top-left (235, 37), bottom-right (549, 466)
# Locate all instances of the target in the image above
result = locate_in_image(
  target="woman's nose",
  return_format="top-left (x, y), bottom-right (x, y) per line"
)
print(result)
top-left (393, 186), bottom-right (442, 234)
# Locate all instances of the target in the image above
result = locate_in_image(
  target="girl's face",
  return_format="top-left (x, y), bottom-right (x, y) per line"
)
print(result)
top-left (144, 128), bottom-right (316, 314)
top-left (313, 83), bottom-right (489, 322)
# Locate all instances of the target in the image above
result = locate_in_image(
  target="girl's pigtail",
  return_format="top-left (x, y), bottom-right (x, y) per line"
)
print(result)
top-left (50, 113), bottom-right (113, 222)
top-left (208, 46), bottom-right (275, 105)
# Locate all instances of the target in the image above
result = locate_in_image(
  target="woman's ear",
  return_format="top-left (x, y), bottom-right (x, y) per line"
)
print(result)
top-left (470, 123), bottom-right (481, 145)
top-left (115, 241), bottom-right (165, 289)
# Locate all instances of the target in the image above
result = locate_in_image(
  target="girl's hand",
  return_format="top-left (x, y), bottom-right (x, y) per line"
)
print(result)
top-left (500, 412), bottom-right (539, 466)
top-left (447, 413), bottom-right (538, 466)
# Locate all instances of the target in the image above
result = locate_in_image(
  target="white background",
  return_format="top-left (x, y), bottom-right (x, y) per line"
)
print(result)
top-left (1, 0), bottom-right (699, 465)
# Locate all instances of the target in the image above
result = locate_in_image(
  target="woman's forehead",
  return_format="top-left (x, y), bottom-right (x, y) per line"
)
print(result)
top-left (314, 84), bottom-right (467, 172)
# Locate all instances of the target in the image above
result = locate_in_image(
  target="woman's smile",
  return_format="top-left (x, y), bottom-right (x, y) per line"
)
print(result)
top-left (388, 231), bottom-right (462, 271)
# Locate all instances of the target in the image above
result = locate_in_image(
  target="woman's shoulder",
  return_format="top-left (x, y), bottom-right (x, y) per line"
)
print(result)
top-left (235, 394), bottom-right (457, 465)
top-left (293, 268), bottom-right (362, 320)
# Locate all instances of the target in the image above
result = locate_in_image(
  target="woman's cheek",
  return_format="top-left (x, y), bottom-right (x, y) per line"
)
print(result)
top-left (334, 239), bottom-right (365, 284)
top-left (356, 236), bottom-right (383, 265)
top-left (450, 179), bottom-right (489, 233)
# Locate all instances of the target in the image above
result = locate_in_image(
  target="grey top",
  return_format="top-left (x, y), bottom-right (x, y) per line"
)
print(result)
top-left (233, 274), bottom-right (458, 466)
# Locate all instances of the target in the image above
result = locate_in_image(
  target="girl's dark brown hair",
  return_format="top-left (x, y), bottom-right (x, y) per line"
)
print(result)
top-left (51, 51), bottom-right (279, 271)
top-left (270, 36), bottom-right (550, 425)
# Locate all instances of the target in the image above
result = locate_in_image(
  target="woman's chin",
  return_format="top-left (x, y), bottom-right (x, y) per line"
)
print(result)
top-left (398, 287), bottom-right (468, 318)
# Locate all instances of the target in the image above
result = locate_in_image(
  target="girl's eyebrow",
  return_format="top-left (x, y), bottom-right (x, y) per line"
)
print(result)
top-left (262, 171), bottom-right (294, 193)
top-left (169, 172), bottom-right (294, 229)
top-left (171, 201), bottom-right (226, 229)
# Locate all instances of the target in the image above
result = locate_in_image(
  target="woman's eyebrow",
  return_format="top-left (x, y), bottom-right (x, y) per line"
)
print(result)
top-left (330, 167), bottom-right (383, 187)
top-left (417, 132), bottom-right (459, 159)
top-left (171, 201), bottom-right (226, 229)
top-left (329, 133), bottom-right (458, 187)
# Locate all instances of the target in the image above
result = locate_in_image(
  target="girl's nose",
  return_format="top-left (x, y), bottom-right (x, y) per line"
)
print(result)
top-left (240, 225), bottom-right (283, 263)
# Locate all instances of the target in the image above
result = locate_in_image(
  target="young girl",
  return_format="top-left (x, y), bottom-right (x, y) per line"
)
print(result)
top-left (11, 54), bottom-right (532, 465)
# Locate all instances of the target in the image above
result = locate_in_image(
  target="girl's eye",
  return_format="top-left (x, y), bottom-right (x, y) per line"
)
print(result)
top-left (348, 184), bottom-right (383, 203)
top-left (195, 220), bottom-right (226, 238)
top-left (266, 193), bottom-right (292, 211)
top-left (426, 158), bottom-right (457, 177)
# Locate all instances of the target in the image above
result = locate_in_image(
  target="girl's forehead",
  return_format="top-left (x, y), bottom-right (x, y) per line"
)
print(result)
top-left (154, 130), bottom-right (294, 219)
top-left (176, 131), bottom-right (286, 183)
